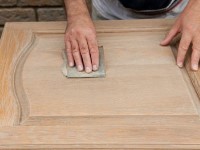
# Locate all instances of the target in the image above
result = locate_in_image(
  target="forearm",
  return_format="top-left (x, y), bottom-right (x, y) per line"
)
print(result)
top-left (64, 0), bottom-right (91, 22)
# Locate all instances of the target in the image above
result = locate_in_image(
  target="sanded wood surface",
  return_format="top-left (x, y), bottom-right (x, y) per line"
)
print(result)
top-left (1, 19), bottom-right (200, 149)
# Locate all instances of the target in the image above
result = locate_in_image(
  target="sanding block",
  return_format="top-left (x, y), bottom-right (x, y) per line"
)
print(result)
top-left (62, 46), bottom-right (106, 78)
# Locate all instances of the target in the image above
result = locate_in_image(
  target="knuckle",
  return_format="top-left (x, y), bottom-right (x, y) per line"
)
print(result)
top-left (70, 28), bottom-right (76, 34)
top-left (87, 29), bottom-right (95, 36)
top-left (185, 25), bottom-right (194, 33)
top-left (72, 50), bottom-right (79, 57)
top-left (87, 36), bottom-right (96, 42)
top-left (65, 34), bottom-right (70, 41)
top-left (67, 29), bottom-right (73, 35)
top-left (80, 45), bottom-right (89, 54)
top-left (67, 29), bottom-right (78, 38)
top-left (66, 34), bottom-right (74, 41)
top-left (72, 46), bottom-right (79, 53)
top-left (88, 32), bottom-right (95, 37)
top-left (170, 24), bottom-right (179, 33)
top-left (66, 48), bottom-right (71, 53)
top-left (90, 47), bottom-right (98, 54)
top-left (71, 44), bottom-right (76, 50)
top-left (169, 28), bottom-right (177, 35)
top-left (88, 42), bottom-right (98, 54)
top-left (76, 29), bottom-right (83, 36)
top-left (193, 47), bottom-right (200, 54)
top-left (86, 28), bottom-right (93, 33)
top-left (72, 49), bottom-right (79, 53)
top-left (87, 42), bottom-right (98, 53)
top-left (179, 44), bottom-right (189, 51)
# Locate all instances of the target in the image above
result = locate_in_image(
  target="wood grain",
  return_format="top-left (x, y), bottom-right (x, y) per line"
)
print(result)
top-left (20, 33), bottom-right (197, 118)
top-left (171, 40), bottom-right (200, 112)
top-left (1, 125), bottom-right (200, 149)
top-left (0, 23), bottom-right (34, 126)
top-left (1, 19), bottom-right (200, 149)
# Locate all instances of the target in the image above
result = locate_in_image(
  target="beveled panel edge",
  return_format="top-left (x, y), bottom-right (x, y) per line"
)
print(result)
top-left (170, 36), bottom-right (200, 116)
top-left (12, 33), bottom-right (37, 126)
top-left (21, 115), bottom-right (200, 126)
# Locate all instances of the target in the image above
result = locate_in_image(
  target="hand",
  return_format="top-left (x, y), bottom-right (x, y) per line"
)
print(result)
top-left (161, 0), bottom-right (200, 71)
top-left (65, 14), bottom-right (99, 73)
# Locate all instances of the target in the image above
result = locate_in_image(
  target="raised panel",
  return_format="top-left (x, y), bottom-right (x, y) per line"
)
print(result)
top-left (17, 31), bottom-right (198, 121)
top-left (1, 19), bottom-right (200, 149)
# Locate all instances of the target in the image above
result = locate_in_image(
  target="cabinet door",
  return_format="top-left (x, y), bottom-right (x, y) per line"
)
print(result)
top-left (1, 19), bottom-right (200, 149)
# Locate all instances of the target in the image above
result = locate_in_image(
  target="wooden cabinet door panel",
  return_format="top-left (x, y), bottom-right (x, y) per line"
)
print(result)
top-left (1, 19), bottom-right (200, 149)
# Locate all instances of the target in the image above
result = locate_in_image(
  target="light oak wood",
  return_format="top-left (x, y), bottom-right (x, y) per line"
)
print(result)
top-left (1, 19), bottom-right (200, 149)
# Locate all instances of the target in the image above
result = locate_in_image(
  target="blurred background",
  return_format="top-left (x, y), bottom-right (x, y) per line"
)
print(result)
top-left (0, 0), bottom-right (91, 38)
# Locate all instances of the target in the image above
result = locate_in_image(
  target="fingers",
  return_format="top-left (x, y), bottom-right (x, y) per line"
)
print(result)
top-left (78, 36), bottom-right (92, 73)
top-left (67, 36), bottom-right (99, 73)
top-left (160, 22), bottom-right (180, 46)
top-left (65, 40), bottom-right (74, 67)
top-left (71, 39), bottom-right (84, 71)
top-left (65, 29), bottom-right (98, 73)
top-left (191, 38), bottom-right (200, 71)
top-left (177, 32), bottom-right (192, 68)
top-left (87, 36), bottom-right (99, 71)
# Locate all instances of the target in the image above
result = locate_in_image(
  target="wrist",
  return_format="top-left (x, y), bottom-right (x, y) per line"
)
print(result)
top-left (67, 13), bottom-right (92, 24)
top-left (65, 0), bottom-right (91, 22)
top-left (68, 12), bottom-right (90, 21)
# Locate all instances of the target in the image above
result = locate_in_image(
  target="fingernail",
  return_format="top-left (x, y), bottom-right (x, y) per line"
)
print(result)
top-left (192, 64), bottom-right (198, 71)
top-left (69, 62), bottom-right (74, 67)
top-left (177, 62), bottom-right (183, 68)
top-left (77, 65), bottom-right (83, 71)
top-left (93, 65), bottom-right (98, 71)
top-left (85, 67), bottom-right (92, 73)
